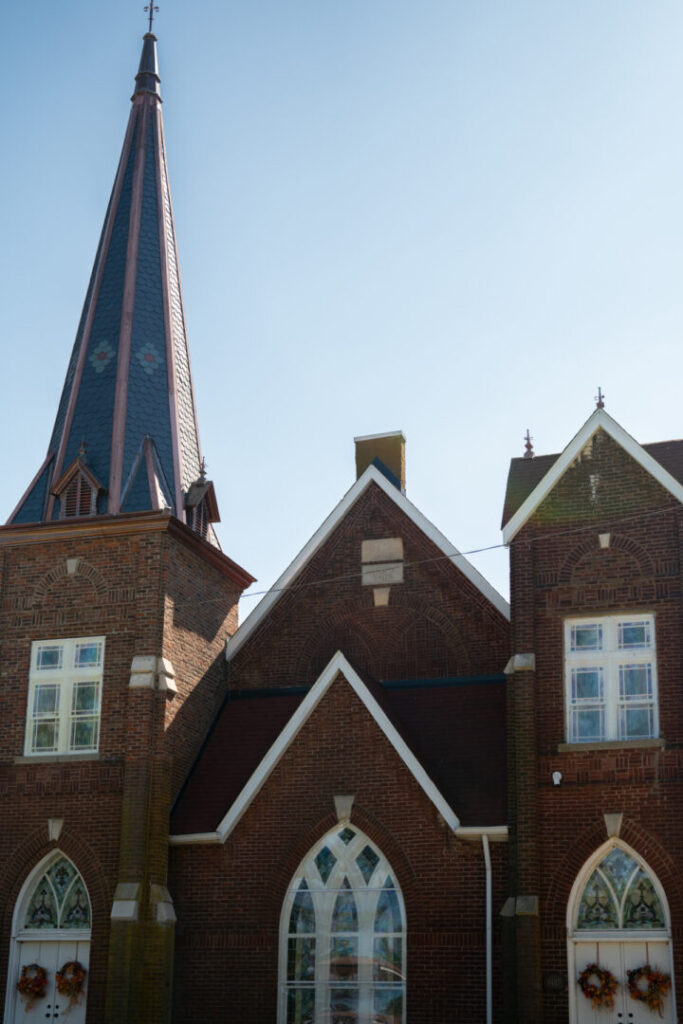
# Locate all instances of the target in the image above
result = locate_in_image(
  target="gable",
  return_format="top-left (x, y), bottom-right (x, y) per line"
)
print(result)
top-left (226, 479), bottom-right (510, 692)
top-left (502, 410), bottom-right (683, 543)
top-left (229, 465), bottom-right (509, 667)
top-left (170, 652), bottom-right (508, 841)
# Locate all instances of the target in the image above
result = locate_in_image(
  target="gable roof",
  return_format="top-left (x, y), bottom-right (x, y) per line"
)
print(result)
top-left (502, 409), bottom-right (683, 544)
top-left (228, 464), bottom-right (509, 661)
top-left (170, 652), bottom-right (508, 844)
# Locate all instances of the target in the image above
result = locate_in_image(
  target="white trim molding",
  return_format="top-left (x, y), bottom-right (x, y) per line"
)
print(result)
top-left (171, 650), bottom-right (462, 845)
top-left (503, 408), bottom-right (683, 544)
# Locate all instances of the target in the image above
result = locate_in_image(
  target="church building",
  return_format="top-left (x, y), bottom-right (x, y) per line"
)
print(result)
top-left (1, 27), bottom-right (681, 1024)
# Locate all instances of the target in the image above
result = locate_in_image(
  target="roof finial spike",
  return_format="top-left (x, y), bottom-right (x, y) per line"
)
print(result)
top-left (199, 456), bottom-right (207, 483)
top-left (78, 438), bottom-right (87, 458)
top-left (595, 386), bottom-right (605, 410)
top-left (144, 3), bottom-right (159, 33)
top-left (523, 429), bottom-right (534, 460)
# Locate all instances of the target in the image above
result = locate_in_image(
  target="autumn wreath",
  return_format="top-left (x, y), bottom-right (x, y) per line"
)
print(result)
top-left (627, 964), bottom-right (671, 1016)
top-left (578, 962), bottom-right (618, 1009)
top-left (16, 963), bottom-right (48, 1004)
top-left (56, 960), bottom-right (87, 1003)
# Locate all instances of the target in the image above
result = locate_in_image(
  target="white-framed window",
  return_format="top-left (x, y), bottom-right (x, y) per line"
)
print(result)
top-left (564, 615), bottom-right (657, 743)
top-left (24, 637), bottom-right (105, 755)
top-left (279, 826), bottom-right (405, 1024)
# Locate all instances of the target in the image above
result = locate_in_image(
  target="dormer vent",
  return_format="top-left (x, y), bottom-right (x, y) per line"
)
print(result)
top-left (51, 455), bottom-right (104, 520)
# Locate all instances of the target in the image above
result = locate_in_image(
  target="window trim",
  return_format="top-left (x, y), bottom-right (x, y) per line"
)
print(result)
top-left (564, 614), bottom-right (658, 744)
top-left (24, 636), bottom-right (105, 757)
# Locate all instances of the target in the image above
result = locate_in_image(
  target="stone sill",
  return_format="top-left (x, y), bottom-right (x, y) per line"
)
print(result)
top-left (13, 753), bottom-right (101, 765)
top-left (557, 739), bottom-right (665, 753)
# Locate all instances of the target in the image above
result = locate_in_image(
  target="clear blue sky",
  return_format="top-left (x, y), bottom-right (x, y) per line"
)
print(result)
top-left (2, 1), bottom-right (683, 607)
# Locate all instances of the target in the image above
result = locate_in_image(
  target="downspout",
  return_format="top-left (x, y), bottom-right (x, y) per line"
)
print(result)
top-left (483, 834), bottom-right (493, 1024)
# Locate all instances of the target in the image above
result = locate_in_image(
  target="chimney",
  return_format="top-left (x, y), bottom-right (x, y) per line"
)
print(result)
top-left (354, 431), bottom-right (406, 492)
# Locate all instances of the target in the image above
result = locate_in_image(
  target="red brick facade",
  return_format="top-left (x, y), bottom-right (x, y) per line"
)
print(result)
top-left (506, 427), bottom-right (683, 1023)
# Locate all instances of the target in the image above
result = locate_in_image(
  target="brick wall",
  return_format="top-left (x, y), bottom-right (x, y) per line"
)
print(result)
top-left (508, 430), bottom-right (683, 1023)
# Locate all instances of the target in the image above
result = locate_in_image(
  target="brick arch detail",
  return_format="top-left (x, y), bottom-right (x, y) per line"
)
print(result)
top-left (0, 826), bottom-right (111, 939)
top-left (292, 599), bottom-right (468, 682)
top-left (31, 559), bottom-right (110, 606)
top-left (545, 817), bottom-right (683, 927)
top-left (558, 533), bottom-right (656, 585)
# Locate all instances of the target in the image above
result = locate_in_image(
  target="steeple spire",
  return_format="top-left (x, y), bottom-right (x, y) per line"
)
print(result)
top-left (9, 31), bottom-right (219, 544)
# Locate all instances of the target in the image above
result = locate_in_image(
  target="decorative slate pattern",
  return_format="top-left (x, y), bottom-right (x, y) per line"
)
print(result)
top-left (122, 110), bottom-right (174, 513)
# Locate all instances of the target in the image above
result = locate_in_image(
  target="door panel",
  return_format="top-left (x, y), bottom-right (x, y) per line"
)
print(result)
top-left (573, 941), bottom-right (674, 1024)
top-left (12, 940), bottom-right (89, 1024)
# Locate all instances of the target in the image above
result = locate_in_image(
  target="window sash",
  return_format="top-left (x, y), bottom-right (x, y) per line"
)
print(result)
top-left (25, 637), bottom-right (104, 756)
top-left (565, 616), bottom-right (657, 743)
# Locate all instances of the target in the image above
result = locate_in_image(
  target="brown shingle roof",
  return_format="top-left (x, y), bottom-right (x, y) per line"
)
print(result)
top-left (171, 675), bottom-right (506, 835)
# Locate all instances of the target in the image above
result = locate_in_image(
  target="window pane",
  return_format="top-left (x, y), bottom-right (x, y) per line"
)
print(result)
top-left (34, 683), bottom-right (59, 714)
top-left (329, 937), bottom-right (357, 980)
top-left (373, 936), bottom-right (403, 982)
top-left (619, 665), bottom-right (652, 699)
top-left (315, 846), bottom-right (337, 884)
top-left (72, 682), bottom-right (99, 712)
top-left (573, 708), bottom-right (604, 742)
top-left (571, 624), bottom-right (602, 651)
top-left (60, 883), bottom-right (91, 928)
top-left (287, 987), bottom-right (315, 1024)
top-left (572, 668), bottom-right (602, 701)
top-left (289, 881), bottom-right (315, 934)
top-left (619, 621), bottom-right (651, 649)
top-left (375, 880), bottom-right (402, 933)
top-left (332, 879), bottom-right (358, 931)
top-left (620, 706), bottom-right (653, 739)
top-left (624, 870), bottom-right (666, 929)
top-left (287, 938), bottom-right (315, 982)
top-left (330, 988), bottom-right (357, 1024)
top-left (74, 642), bottom-right (102, 667)
top-left (373, 987), bottom-right (403, 1024)
top-left (356, 845), bottom-right (380, 883)
top-left (37, 645), bottom-right (63, 670)
top-left (577, 870), bottom-right (618, 929)
top-left (70, 718), bottom-right (98, 750)
top-left (33, 720), bottom-right (57, 751)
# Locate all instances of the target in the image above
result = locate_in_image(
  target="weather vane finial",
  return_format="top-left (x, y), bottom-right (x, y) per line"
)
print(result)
top-left (595, 387), bottom-right (605, 410)
top-left (523, 429), bottom-right (534, 460)
top-left (144, 3), bottom-right (159, 33)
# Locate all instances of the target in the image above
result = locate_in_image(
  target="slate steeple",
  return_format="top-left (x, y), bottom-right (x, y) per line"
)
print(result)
top-left (10, 33), bottom-right (219, 543)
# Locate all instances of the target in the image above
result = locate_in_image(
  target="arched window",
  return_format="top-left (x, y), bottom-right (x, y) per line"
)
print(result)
top-left (22, 856), bottom-right (91, 930)
top-left (575, 845), bottom-right (666, 931)
top-left (279, 826), bottom-right (405, 1024)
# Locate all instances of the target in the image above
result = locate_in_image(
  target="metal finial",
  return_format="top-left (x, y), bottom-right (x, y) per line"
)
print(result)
top-left (78, 438), bottom-right (87, 458)
top-left (523, 429), bottom-right (534, 460)
top-left (595, 387), bottom-right (605, 410)
top-left (199, 457), bottom-right (207, 482)
top-left (144, 3), bottom-right (159, 32)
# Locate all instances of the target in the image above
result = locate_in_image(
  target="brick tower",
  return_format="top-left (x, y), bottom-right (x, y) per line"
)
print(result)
top-left (0, 30), bottom-right (253, 1024)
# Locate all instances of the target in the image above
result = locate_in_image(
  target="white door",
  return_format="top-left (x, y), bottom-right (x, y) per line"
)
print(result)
top-left (573, 940), bottom-right (674, 1024)
top-left (12, 939), bottom-right (89, 1024)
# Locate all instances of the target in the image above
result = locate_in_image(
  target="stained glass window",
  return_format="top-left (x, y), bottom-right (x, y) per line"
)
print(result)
top-left (281, 827), bottom-right (405, 1024)
top-left (576, 847), bottom-right (666, 931)
top-left (23, 857), bottom-right (91, 931)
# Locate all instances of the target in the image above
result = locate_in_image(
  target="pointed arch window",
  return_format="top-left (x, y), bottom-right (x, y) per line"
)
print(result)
top-left (280, 827), bottom-right (405, 1024)
top-left (576, 846), bottom-right (666, 931)
top-left (22, 856), bottom-right (91, 932)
